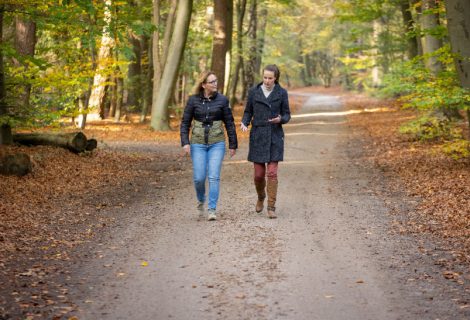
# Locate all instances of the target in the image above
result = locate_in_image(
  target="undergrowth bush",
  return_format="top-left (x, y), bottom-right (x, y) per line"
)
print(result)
top-left (399, 115), bottom-right (453, 141)
top-left (441, 139), bottom-right (470, 160)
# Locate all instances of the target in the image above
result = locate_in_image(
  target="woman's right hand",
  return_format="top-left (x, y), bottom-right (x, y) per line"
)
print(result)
top-left (240, 123), bottom-right (248, 132)
top-left (183, 144), bottom-right (190, 155)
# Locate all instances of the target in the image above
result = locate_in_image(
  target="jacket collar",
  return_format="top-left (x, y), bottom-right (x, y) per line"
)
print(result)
top-left (199, 91), bottom-right (218, 101)
top-left (256, 82), bottom-right (280, 94)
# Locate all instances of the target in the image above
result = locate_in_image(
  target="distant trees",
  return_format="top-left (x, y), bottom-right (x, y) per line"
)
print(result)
top-left (0, 0), bottom-right (467, 146)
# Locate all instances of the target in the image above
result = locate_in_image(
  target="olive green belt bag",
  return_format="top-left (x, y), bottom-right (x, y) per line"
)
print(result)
top-left (190, 120), bottom-right (225, 145)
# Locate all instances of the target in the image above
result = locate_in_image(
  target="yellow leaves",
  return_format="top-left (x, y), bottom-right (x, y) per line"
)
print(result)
top-left (141, 261), bottom-right (149, 267)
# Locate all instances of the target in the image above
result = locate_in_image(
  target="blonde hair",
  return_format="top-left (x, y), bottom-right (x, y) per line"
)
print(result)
top-left (194, 70), bottom-right (216, 95)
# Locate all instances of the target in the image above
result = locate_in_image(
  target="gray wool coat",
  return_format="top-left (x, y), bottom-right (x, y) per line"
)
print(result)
top-left (241, 83), bottom-right (291, 163)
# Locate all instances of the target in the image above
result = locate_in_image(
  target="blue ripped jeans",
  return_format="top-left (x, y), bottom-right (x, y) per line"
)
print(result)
top-left (190, 142), bottom-right (226, 211)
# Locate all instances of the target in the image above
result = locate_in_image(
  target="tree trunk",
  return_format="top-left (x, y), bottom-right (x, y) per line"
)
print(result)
top-left (83, 0), bottom-right (115, 125)
top-left (223, 1), bottom-right (233, 96)
top-left (114, 72), bottom-right (124, 122)
top-left (13, 132), bottom-right (89, 153)
top-left (445, 0), bottom-right (470, 88)
top-left (162, 0), bottom-right (178, 68)
top-left (229, 0), bottom-right (247, 108)
top-left (444, 0), bottom-right (470, 135)
top-left (421, 0), bottom-right (443, 74)
top-left (152, 0), bottom-right (177, 100)
top-left (211, 0), bottom-right (233, 95)
top-left (13, 15), bottom-right (36, 109)
top-left (0, 5), bottom-right (12, 145)
top-left (76, 32), bottom-right (97, 129)
top-left (140, 36), bottom-right (153, 123)
top-left (151, 0), bottom-right (162, 101)
top-left (150, 0), bottom-right (192, 131)
top-left (371, 19), bottom-right (382, 87)
top-left (127, 30), bottom-right (142, 109)
top-left (254, 4), bottom-right (267, 76)
top-left (244, 0), bottom-right (257, 94)
top-left (401, 0), bottom-right (419, 60)
top-left (0, 153), bottom-right (31, 176)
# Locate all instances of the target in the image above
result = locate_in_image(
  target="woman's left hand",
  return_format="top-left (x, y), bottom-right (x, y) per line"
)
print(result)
top-left (229, 149), bottom-right (236, 158)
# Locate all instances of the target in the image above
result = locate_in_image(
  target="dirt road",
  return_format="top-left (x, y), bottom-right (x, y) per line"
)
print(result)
top-left (71, 91), bottom-right (468, 319)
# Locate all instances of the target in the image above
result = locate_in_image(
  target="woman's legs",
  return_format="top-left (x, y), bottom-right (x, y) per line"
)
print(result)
top-left (253, 163), bottom-right (266, 212)
top-left (266, 162), bottom-right (279, 218)
top-left (253, 162), bottom-right (278, 217)
top-left (190, 144), bottom-right (208, 204)
top-left (207, 141), bottom-right (226, 211)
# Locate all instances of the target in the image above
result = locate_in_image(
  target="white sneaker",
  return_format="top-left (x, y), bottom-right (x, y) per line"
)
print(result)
top-left (207, 210), bottom-right (216, 221)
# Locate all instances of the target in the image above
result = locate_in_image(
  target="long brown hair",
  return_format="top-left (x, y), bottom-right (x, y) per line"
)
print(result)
top-left (194, 70), bottom-right (216, 95)
top-left (264, 64), bottom-right (281, 84)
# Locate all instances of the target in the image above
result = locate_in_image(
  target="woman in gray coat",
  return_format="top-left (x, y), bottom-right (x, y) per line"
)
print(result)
top-left (241, 65), bottom-right (291, 218)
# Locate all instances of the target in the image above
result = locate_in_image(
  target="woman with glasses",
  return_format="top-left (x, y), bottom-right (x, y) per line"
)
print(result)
top-left (180, 71), bottom-right (238, 221)
top-left (240, 64), bottom-right (291, 219)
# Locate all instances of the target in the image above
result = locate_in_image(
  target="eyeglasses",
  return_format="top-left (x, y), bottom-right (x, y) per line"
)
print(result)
top-left (205, 79), bottom-right (218, 85)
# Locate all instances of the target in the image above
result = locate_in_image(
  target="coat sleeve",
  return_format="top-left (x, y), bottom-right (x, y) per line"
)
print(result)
top-left (241, 88), bottom-right (255, 126)
top-left (222, 98), bottom-right (238, 149)
top-left (180, 96), bottom-right (195, 146)
top-left (280, 88), bottom-right (291, 125)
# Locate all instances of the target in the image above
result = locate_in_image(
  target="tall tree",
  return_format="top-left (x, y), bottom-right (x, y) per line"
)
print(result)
top-left (243, 0), bottom-right (257, 97)
top-left (211, 0), bottom-right (233, 94)
top-left (253, 4), bottom-right (267, 76)
top-left (0, 5), bottom-right (11, 145)
top-left (127, 29), bottom-right (143, 109)
top-left (444, 0), bottom-right (470, 131)
top-left (150, 0), bottom-right (192, 130)
top-left (445, 0), bottom-right (470, 88)
top-left (400, 0), bottom-right (419, 60)
top-left (229, 0), bottom-right (246, 107)
top-left (13, 13), bottom-right (37, 109)
top-left (78, 0), bottom-right (115, 128)
top-left (420, 0), bottom-right (443, 74)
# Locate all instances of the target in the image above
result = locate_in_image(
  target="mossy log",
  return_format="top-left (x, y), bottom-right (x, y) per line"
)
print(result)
top-left (0, 153), bottom-right (32, 176)
top-left (13, 132), bottom-right (91, 153)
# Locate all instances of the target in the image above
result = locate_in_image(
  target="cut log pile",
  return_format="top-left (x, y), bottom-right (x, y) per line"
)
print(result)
top-left (1, 132), bottom-right (97, 176)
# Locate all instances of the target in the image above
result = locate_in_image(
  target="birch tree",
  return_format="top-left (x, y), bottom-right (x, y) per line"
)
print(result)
top-left (77, 0), bottom-right (114, 128)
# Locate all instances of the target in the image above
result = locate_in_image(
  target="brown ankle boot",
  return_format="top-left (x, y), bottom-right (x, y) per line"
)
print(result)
top-left (266, 179), bottom-right (278, 219)
top-left (254, 178), bottom-right (266, 213)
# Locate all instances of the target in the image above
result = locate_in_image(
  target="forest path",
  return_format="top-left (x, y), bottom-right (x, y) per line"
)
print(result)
top-left (71, 91), bottom-right (464, 319)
